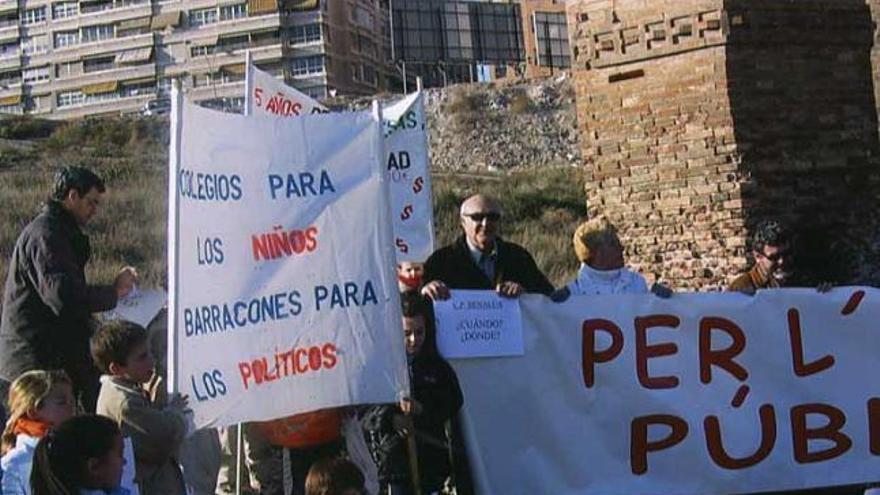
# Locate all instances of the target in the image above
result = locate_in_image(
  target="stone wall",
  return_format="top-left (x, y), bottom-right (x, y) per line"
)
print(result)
top-left (568, 0), bottom-right (880, 290)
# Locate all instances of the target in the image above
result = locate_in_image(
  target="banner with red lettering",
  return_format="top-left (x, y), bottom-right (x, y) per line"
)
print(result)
top-left (245, 61), bottom-right (328, 117)
top-left (446, 289), bottom-right (880, 495)
top-left (167, 91), bottom-right (408, 428)
top-left (383, 91), bottom-right (434, 262)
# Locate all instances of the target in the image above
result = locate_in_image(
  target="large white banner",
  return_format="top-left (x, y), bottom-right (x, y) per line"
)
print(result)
top-left (245, 61), bottom-right (328, 117)
top-left (382, 92), bottom-right (435, 262)
top-left (445, 288), bottom-right (880, 495)
top-left (167, 93), bottom-right (408, 428)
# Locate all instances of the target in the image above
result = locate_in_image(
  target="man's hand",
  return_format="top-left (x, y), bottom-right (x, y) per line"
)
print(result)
top-left (114, 266), bottom-right (138, 299)
top-left (733, 285), bottom-right (757, 297)
top-left (496, 281), bottom-right (524, 298)
top-left (549, 287), bottom-right (571, 303)
top-left (167, 393), bottom-right (190, 412)
top-left (399, 397), bottom-right (423, 416)
top-left (816, 282), bottom-right (833, 293)
top-left (421, 280), bottom-right (450, 300)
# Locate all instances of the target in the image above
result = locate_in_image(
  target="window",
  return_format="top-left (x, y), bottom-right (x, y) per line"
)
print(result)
top-left (57, 90), bottom-right (85, 107)
top-left (0, 103), bottom-right (22, 114)
top-left (362, 65), bottom-right (376, 85)
top-left (302, 85), bottom-right (325, 99)
top-left (54, 31), bottom-right (79, 48)
top-left (22, 65), bottom-right (50, 84)
top-left (81, 24), bottom-right (115, 43)
top-left (217, 34), bottom-right (248, 52)
top-left (21, 7), bottom-right (46, 25)
top-left (533, 12), bottom-right (570, 68)
top-left (157, 77), bottom-right (173, 95)
top-left (80, 0), bottom-right (113, 14)
top-left (290, 55), bottom-right (323, 76)
top-left (21, 36), bottom-right (49, 55)
top-left (289, 23), bottom-right (321, 44)
top-left (189, 8), bottom-right (218, 27)
top-left (121, 80), bottom-right (154, 97)
top-left (53, 2), bottom-right (79, 19)
top-left (0, 12), bottom-right (18, 29)
top-left (0, 41), bottom-right (18, 58)
top-left (351, 5), bottom-right (373, 30)
top-left (56, 60), bottom-right (80, 78)
top-left (190, 44), bottom-right (216, 57)
top-left (83, 55), bottom-right (115, 73)
top-left (0, 69), bottom-right (20, 86)
top-left (219, 4), bottom-right (246, 21)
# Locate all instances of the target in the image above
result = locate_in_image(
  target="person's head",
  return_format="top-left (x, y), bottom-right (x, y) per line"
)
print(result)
top-left (91, 320), bottom-right (154, 384)
top-left (400, 290), bottom-right (432, 357)
top-left (750, 219), bottom-right (793, 285)
top-left (1, 370), bottom-right (74, 455)
top-left (397, 261), bottom-right (424, 292)
top-left (50, 167), bottom-right (106, 226)
top-left (573, 217), bottom-right (625, 271)
top-left (459, 194), bottom-right (502, 253)
top-left (304, 457), bottom-right (365, 495)
top-left (31, 415), bottom-right (124, 495)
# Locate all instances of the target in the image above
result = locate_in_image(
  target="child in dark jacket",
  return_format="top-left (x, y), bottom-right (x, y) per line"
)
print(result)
top-left (363, 291), bottom-right (463, 495)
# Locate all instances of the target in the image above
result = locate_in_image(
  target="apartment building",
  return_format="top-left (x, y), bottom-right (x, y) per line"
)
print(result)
top-left (0, 0), bottom-right (393, 118)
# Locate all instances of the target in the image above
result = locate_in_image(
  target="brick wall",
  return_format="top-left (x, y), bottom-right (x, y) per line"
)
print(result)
top-left (568, 0), bottom-right (880, 290)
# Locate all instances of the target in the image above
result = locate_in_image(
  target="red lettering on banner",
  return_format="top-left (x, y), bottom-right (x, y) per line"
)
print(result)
top-left (787, 308), bottom-right (835, 377)
top-left (699, 317), bottom-right (748, 384)
top-left (252, 225), bottom-right (319, 261)
top-left (257, 90), bottom-right (303, 117)
top-left (238, 342), bottom-right (338, 389)
top-left (791, 403), bottom-right (851, 463)
top-left (635, 315), bottom-right (681, 389)
top-left (582, 319), bottom-right (624, 388)
top-left (630, 414), bottom-right (688, 474)
top-left (704, 404), bottom-right (776, 469)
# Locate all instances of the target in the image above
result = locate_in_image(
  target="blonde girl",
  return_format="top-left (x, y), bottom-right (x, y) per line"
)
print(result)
top-left (1, 370), bottom-right (75, 495)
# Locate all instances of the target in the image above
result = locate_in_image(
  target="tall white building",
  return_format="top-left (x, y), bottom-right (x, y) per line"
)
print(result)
top-left (0, 0), bottom-right (393, 118)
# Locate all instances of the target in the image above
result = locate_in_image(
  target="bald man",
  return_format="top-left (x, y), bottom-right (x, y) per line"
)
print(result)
top-left (421, 194), bottom-right (554, 300)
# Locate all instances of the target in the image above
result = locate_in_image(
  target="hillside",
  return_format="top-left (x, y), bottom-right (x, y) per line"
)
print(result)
top-left (0, 77), bottom-right (586, 296)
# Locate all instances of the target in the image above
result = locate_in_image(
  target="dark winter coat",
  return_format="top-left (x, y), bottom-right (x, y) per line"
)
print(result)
top-left (423, 235), bottom-right (554, 295)
top-left (0, 202), bottom-right (116, 389)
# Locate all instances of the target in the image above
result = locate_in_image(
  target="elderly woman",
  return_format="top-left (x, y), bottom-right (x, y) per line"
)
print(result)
top-left (567, 216), bottom-right (648, 295)
top-left (552, 217), bottom-right (670, 301)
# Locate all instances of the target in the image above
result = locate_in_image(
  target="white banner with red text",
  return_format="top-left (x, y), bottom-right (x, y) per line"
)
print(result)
top-left (245, 61), bottom-right (328, 117)
top-left (167, 93), bottom-right (408, 428)
top-left (382, 91), bottom-right (435, 262)
top-left (445, 288), bottom-right (880, 495)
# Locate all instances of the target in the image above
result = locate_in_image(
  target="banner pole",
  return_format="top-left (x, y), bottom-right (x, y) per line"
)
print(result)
top-left (243, 50), bottom-right (252, 116)
top-left (166, 78), bottom-right (183, 397)
top-left (235, 425), bottom-right (243, 495)
top-left (405, 416), bottom-right (422, 495)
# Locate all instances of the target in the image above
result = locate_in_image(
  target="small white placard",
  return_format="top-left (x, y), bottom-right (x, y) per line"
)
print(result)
top-left (102, 287), bottom-right (166, 328)
top-left (433, 290), bottom-right (524, 358)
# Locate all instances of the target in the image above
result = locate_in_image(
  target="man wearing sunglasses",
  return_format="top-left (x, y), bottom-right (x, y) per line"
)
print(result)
top-left (421, 194), bottom-right (554, 301)
top-left (728, 219), bottom-right (794, 294)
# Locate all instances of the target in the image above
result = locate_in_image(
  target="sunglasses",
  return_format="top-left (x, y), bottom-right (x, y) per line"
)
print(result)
top-left (756, 249), bottom-right (790, 263)
top-left (463, 212), bottom-right (501, 223)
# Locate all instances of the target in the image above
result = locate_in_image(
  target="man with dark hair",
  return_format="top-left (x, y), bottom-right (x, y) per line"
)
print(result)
top-left (728, 219), bottom-right (793, 294)
top-left (421, 194), bottom-right (554, 301)
top-left (0, 166), bottom-right (136, 412)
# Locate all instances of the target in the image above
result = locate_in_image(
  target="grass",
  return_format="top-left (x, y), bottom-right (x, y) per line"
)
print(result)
top-left (0, 117), bottom-right (585, 304)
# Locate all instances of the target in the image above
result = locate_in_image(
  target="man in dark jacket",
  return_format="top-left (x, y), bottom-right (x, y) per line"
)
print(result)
top-left (421, 194), bottom-right (554, 301)
top-left (0, 166), bottom-right (136, 411)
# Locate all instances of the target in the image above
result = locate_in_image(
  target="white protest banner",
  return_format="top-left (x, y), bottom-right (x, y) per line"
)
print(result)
top-left (433, 290), bottom-right (523, 358)
top-left (382, 91), bottom-right (435, 262)
top-left (101, 287), bottom-right (166, 328)
top-left (244, 55), bottom-right (328, 117)
top-left (167, 88), bottom-right (408, 428)
top-left (447, 289), bottom-right (880, 495)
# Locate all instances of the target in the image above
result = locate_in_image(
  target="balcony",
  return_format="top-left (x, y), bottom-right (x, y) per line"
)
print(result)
top-left (0, 52), bottom-right (20, 71)
top-left (78, 1), bottom-right (152, 26)
top-left (50, 92), bottom-right (153, 119)
top-left (187, 80), bottom-right (244, 101)
top-left (38, 32), bottom-right (154, 64)
top-left (164, 41), bottom-right (281, 75)
top-left (50, 61), bottom-right (155, 93)
top-left (0, 21), bottom-right (18, 43)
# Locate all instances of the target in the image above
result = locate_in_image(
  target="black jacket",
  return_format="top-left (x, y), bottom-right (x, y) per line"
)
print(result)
top-left (0, 202), bottom-right (116, 384)
top-left (423, 235), bottom-right (554, 295)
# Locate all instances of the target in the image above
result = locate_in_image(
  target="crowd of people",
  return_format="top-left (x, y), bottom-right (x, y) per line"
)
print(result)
top-left (0, 166), bottom-right (854, 495)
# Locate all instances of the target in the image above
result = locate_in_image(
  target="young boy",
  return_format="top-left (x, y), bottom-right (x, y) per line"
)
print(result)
top-left (362, 291), bottom-right (463, 495)
top-left (91, 320), bottom-right (188, 495)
